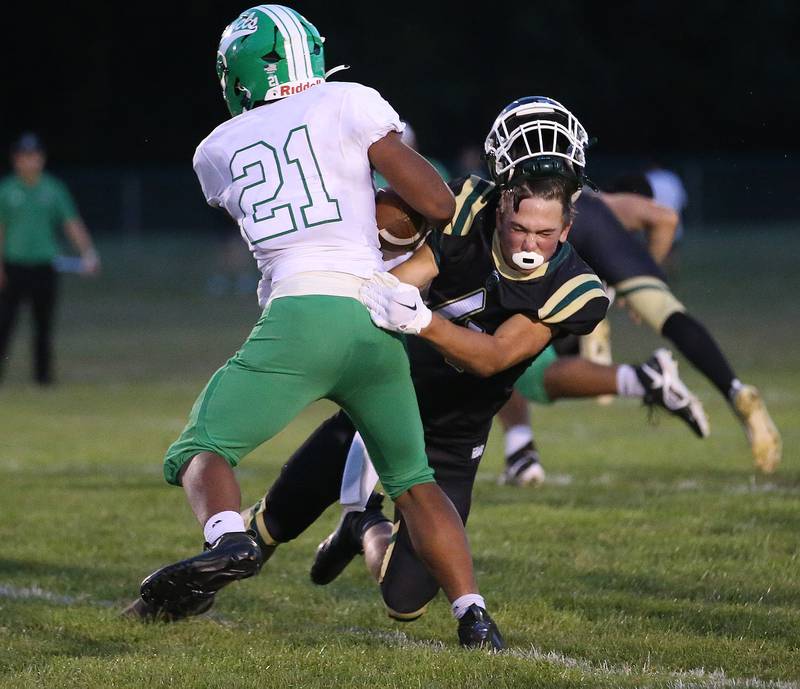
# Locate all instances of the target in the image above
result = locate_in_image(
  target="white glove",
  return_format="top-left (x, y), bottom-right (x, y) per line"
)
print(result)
top-left (359, 271), bottom-right (432, 335)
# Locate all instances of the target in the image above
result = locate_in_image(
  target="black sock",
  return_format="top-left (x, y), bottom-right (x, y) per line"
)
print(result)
top-left (661, 312), bottom-right (737, 400)
top-left (356, 492), bottom-right (391, 539)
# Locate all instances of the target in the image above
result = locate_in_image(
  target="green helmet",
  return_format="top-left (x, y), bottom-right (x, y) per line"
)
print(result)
top-left (216, 5), bottom-right (326, 117)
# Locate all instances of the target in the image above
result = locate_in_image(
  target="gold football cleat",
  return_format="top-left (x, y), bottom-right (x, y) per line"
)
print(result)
top-left (733, 385), bottom-right (782, 473)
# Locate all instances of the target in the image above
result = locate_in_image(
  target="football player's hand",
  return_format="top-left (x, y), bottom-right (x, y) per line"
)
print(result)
top-left (359, 271), bottom-right (432, 335)
top-left (81, 249), bottom-right (101, 277)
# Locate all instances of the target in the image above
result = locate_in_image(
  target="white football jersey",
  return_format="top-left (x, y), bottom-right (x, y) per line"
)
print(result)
top-left (193, 82), bottom-right (404, 302)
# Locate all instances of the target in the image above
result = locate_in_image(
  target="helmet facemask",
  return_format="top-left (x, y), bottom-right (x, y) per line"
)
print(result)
top-left (485, 97), bottom-right (591, 199)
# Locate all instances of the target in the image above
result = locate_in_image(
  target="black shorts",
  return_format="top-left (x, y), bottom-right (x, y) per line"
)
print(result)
top-left (569, 194), bottom-right (667, 285)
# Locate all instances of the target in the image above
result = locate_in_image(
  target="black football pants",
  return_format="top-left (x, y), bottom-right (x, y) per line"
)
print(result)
top-left (260, 410), bottom-right (480, 617)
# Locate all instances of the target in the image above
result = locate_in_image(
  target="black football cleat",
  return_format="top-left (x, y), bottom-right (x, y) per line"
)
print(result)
top-left (140, 531), bottom-right (263, 616)
top-left (457, 604), bottom-right (506, 650)
top-left (121, 590), bottom-right (215, 623)
top-left (310, 492), bottom-right (390, 585)
top-left (498, 441), bottom-right (546, 487)
top-left (636, 348), bottom-right (710, 439)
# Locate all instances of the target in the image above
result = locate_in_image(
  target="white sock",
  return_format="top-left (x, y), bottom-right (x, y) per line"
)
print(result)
top-left (203, 511), bottom-right (246, 545)
top-left (728, 378), bottom-right (743, 402)
top-left (616, 364), bottom-right (645, 397)
top-left (504, 424), bottom-right (533, 457)
top-left (452, 593), bottom-right (487, 619)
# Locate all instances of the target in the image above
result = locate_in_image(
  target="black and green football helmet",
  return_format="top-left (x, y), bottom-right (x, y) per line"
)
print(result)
top-left (484, 96), bottom-right (591, 198)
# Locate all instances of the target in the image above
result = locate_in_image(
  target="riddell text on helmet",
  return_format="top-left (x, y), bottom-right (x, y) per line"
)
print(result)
top-left (268, 79), bottom-right (325, 99)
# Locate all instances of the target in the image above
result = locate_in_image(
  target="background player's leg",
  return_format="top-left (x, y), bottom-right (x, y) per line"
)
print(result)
top-left (498, 355), bottom-right (548, 487)
top-left (0, 265), bottom-right (26, 382)
top-left (543, 357), bottom-right (618, 399)
top-left (620, 283), bottom-right (780, 471)
top-left (661, 311), bottom-right (737, 398)
top-left (30, 265), bottom-right (57, 385)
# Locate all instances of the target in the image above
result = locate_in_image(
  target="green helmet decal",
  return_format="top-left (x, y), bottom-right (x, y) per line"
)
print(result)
top-left (216, 5), bottom-right (326, 117)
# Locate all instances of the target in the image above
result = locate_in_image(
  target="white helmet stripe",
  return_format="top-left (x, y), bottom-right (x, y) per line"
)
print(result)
top-left (258, 5), bottom-right (298, 81)
top-left (274, 6), bottom-right (314, 78)
top-left (259, 5), bottom-right (310, 82)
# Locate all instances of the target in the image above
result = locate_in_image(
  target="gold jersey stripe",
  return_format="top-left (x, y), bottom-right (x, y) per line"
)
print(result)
top-left (541, 288), bottom-right (609, 324)
top-left (538, 274), bottom-right (604, 317)
top-left (443, 175), bottom-right (494, 236)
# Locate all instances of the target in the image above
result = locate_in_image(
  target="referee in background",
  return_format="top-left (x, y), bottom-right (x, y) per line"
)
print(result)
top-left (0, 133), bottom-right (100, 385)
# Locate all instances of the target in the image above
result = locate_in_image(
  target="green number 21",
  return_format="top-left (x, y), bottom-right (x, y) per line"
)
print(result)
top-left (230, 125), bottom-right (341, 243)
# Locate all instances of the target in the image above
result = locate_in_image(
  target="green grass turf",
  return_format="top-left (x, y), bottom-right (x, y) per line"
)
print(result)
top-left (0, 228), bottom-right (798, 688)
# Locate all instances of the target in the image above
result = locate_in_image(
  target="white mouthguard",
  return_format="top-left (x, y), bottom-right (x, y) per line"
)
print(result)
top-left (511, 250), bottom-right (545, 270)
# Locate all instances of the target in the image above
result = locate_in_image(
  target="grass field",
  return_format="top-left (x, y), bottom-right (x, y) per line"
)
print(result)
top-left (1, 228), bottom-right (798, 688)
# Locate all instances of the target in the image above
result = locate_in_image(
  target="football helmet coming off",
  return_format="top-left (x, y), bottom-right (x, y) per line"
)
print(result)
top-left (216, 5), bottom-right (327, 116)
top-left (484, 96), bottom-right (591, 196)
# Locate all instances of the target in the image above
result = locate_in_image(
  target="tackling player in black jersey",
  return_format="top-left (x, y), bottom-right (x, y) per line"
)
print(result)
top-left (240, 98), bottom-right (614, 622)
top-left (244, 167), bottom-right (611, 623)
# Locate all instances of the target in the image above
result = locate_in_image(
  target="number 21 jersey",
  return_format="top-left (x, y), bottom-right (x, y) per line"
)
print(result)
top-left (193, 82), bottom-right (403, 299)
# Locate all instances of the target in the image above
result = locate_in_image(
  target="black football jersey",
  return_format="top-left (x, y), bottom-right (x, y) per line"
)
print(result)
top-left (409, 175), bottom-right (609, 454)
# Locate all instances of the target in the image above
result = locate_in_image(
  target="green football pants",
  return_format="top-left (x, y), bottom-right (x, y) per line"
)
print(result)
top-left (163, 295), bottom-right (433, 499)
top-left (514, 343), bottom-right (559, 405)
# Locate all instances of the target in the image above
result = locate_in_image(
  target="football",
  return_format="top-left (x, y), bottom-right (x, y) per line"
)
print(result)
top-left (375, 187), bottom-right (427, 251)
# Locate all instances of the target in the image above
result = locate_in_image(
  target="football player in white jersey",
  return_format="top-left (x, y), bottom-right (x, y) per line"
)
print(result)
top-left (126, 5), bottom-right (503, 649)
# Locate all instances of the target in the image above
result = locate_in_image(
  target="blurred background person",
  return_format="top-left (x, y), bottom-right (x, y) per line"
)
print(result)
top-left (609, 162), bottom-right (689, 274)
top-left (0, 132), bottom-right (100, 386)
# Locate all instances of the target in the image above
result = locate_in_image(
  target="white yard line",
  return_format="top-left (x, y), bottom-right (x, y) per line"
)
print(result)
top-left (346, 627), bottom-right (800, 689)
top-left (2, 586), bottom-right (795, 688)
top-left (0, 583), bottom-right (101, 606)
top-left (475, 470), bottom-right (800, 496)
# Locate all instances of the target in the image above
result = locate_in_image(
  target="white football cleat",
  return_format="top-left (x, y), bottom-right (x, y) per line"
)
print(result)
top-left (498, 441), bottom-right (546, 487)
top-left (636, 348), bottom-right (710, 439)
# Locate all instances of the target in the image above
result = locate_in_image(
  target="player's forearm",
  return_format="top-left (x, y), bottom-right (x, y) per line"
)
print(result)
top-left (647, 223), bottom-right (676, 264)
top-left (388, 244), bottom-right (439, 289)
top-left (645, 208), bottom-right (678, 264)
top-left (64, 219), bottom-right (96, 256)
top-left (419, 315), bottom-right (519, 378)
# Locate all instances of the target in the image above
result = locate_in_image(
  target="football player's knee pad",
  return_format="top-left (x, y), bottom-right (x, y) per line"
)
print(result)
top-left (380, 574), bottom-right (430, 622)
top-left (385, 604), bottom-right (428, 622)
top-left (615, 276), bottom-right (685, 332)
